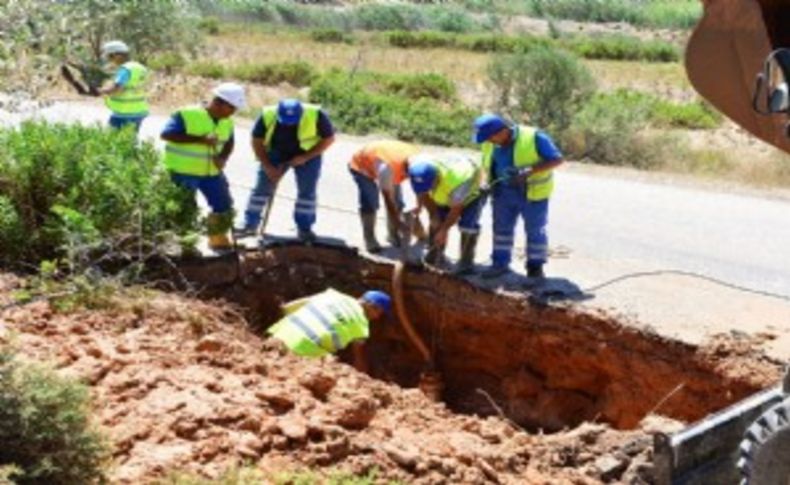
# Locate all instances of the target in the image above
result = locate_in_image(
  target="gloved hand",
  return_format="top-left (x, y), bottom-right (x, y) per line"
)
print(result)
top-left (509, 167), bottom-right (532, 186)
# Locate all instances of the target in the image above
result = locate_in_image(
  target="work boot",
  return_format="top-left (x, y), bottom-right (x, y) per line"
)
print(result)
top-left (454, 233), bottom-right (478, 276)
top-left (233, 222), bottom-right (258, 239)
top-left (298, 228), bottom-right (317, 244)
top-left (527, 264), bottom-right (545, 279)
top-left (481, 265), bottom-right (510, 280)
top-left (360, 212), bottom-right (382, 253)
top-left (386, 215), bottom-right (402, 248)
top-left (208, 233), bottom-right (233, 252)
top-left (207, 212), bottom-right (234, 252)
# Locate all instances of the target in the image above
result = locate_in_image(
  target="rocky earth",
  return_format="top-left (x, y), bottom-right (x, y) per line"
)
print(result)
top-left (0, 273), bottom-right (686, 484)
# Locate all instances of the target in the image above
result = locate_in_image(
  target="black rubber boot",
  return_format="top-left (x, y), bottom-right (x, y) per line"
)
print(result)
top-left (360, 212), bottom-right (382, 253)
top-left (454, 233), bottom-right (478, 276)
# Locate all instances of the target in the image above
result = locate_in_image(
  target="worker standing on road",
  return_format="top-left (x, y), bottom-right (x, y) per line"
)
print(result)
top-left (472, 114), bottom-right (565, 280)
top-left (408, 155), bottom-right (484, 274)
top-left (97, 40), bottom-right (149, 133)
top-left (237, 99), bottom-right (336, 242)
top-left (160, 83), bottom-right (245, 252)
top-left (268, 288), bottom-right (391, 372)
top-left (348, 140), bottom-right (421, 253)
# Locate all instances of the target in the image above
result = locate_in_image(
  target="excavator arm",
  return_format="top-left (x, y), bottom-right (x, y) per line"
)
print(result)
top-left (685, 0), bottom-right (789, 153)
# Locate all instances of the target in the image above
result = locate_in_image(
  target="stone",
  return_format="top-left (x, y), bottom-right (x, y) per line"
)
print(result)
top-left (334, 396), bottom-right (376, 430)
top-left (299, 371), bottom-right (336, 400)
top-left (195, 335), bottom-right (223, 353)
top-left (278, 416), bottom-right (308, 442)
top-left (595, 454), bottom-right (628, 482)
top-left (382, 442), bottom-right (420, 470)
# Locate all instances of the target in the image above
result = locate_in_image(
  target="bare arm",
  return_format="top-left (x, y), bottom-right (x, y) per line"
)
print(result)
top-left (351, 342), bottom-right (369, 373)
top-left (289, 135), bottom-right (336, 167)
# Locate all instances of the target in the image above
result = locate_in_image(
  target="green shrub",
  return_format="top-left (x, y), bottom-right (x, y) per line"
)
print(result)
top-left (526, 0), bottom-right (701, 29)
top-left (565, 91), bottom-right (670, 169)
top-left (585, 89), bottom-right (722, 129)
top-left (230, 61), bottom-right (317, 86)
top-left (187, 61), bottom-right (226, 79)
top-left (0, 346), bottom-right (109, 484)
top-left (310, 69), bottom-right (474, 147)
top-left (489, 46), bottom-right (595, 134)
top-left (0, 122), bottom-right (199, 268)
top-left (310, 28), bottom-right (354, 44)
top-left (374, 72), bottom-right (457, 102)
top-left (355, 4), bottom-right (427, 31)
top-left (562, 34), bottom-right (679, 62)
top-left (148, 52), bottom-right (187, 74)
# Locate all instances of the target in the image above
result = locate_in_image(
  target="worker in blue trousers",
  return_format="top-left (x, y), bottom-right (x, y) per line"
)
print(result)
top-left (236, 99), bottom-right (336, 242)
top-left (472, 114), bottom-right (565, 280)
top-left (97, 40), bottom-right (149, 133)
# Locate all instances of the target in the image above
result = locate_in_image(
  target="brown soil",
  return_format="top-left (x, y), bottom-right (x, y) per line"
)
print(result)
top-left (0, 245), bottom-right (783, 484)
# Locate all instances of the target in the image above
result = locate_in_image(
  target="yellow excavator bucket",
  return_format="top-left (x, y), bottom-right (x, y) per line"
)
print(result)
top-left (686, 0), bottom-right (789, 153)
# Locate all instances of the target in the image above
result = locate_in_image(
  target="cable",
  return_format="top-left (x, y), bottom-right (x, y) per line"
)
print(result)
top-left (583, 269), bottom-right (790, 302)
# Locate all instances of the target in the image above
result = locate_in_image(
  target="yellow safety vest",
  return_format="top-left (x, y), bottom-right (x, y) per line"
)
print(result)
top-left (105, 61), bottom-right (149, 117)
top-left (163, 105), bottom-right (234, 177)
top-left (268, 289), bottom-right (370, 357)
top-left (481, 125), bottom-right (555, 201)
top-left (262, 104), bottom-right (321, 151)
top-left (431, 158), bottom-right (481, 207)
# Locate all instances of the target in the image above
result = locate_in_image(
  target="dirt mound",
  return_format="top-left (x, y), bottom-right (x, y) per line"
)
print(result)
top-left (1, 277), bottom-right (675, 484)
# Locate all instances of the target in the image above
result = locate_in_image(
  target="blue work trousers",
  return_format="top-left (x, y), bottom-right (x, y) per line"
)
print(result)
top-left (243, 152), bottom-right (322, 231)
top-left (349, 169), bottom-right (403, 214)
top-left (109, 115), bottom-right (145, 134)
top-left (437, 196), bottom-right (485, 235)
top-left (491, 186), bottom-right (549, 268)
top-left (170, 172), bottom-right (233, 215)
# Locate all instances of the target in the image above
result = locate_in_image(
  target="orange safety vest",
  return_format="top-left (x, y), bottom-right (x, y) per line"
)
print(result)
top-left (349, 140), bottom-right (419, 186)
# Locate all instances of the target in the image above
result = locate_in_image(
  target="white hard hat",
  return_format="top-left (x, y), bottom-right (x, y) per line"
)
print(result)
top-left (212, 82), bottom-right (246, 110)
top-left (101, 40), bottom-right (129, 57)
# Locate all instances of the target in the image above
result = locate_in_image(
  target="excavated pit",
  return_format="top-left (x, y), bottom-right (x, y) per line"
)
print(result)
top-left (172, 243), bottom-right (769, 432)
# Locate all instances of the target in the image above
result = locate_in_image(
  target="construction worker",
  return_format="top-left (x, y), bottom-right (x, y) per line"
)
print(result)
top-left (268, 289), bottom-right (391, 372)
top-left (97, 40), bottom-right (149, 132)
top-left (160, 83), bottom-right (246, 251)
top-left (408, 155), bottom-right (484, 274)
top-left (237, 99), bottom-right (336, 242)
top-left (348, 140), bottom-right (421, 252)
top-left (473, 114), bottom-right (565, 280)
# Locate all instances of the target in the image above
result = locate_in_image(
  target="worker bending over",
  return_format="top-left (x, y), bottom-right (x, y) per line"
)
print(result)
top-left (473, 114), bottom-right (564, 280)
top-left (268, 289), bottom-right (392, 372)
top-left (160, 83), bottom-right (245, 251)
top-left (238, 99), bottom-right (336, 242)
top-left (98, 40), bottom-right (149, 133)
top-left (348, 140), bottom-right (421, 252)
top-left (408, 155), bottom-right (484, 274)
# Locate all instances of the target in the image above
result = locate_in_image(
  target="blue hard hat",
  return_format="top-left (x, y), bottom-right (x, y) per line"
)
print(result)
top-left (277, 98), bottom-right (303, 125)
top-left (472, 114), bottom-right (508, 144)
top-left (408, 159), bottom-right (438, 194)
top-left (362, 290), bottom-right (392, 315)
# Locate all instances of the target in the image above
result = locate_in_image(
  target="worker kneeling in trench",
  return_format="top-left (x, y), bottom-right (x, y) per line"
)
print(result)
top-left (267, 289), bottom-right (392, 373)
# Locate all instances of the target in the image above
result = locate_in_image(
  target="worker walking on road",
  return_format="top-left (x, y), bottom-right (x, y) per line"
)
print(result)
top-left (268, 288), bottom-right (391, 372)
top-left (97, 40), bottom-right (149, 133)
top-left (472, 114), bottom-right (565, 280)
top-left (408, 155), bottom-right (484, 274)
top-left (348, 140), bottom-right (421, 253)
top-left (160, 83), bottom-right (245, 252)
top-left (237, 99), bottom-right (336, 242)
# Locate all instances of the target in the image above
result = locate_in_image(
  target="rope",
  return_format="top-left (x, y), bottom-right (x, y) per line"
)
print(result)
top-left (582, 269), bottom-right (790, 302)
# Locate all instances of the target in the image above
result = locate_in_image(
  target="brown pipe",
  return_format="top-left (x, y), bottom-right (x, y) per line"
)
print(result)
top-left (391, 260), bottom-right (432, 364)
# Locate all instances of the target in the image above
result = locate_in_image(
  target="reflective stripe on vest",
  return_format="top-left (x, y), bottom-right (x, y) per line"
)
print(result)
top-left (481, 125), bottom-right (554, 201)
top-left (262, 104), bottom-right (321, 151)
top-left (163, 105), bottom-right (234, 177)
top-left (350, 140), bottom-right (419, 185)
top-left (105, 61), bottom-right (149, 117)
top-left (272, 289), bottom-right (369, 357)
top-left (432, 158), bottom-right (480, 207)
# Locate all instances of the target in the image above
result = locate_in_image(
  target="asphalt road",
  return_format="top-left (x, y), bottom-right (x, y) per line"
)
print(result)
top-left (8, 100), bottom-right (790, 359)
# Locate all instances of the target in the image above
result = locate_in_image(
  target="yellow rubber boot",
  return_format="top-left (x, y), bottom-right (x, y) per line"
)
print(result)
top-left (208, 233), bottom-right (232, 251)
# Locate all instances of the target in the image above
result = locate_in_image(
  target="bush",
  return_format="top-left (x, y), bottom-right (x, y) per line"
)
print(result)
top-left (355, 4), bottom-right (427, 31)
top-left (310, 69), bottom-right (474, 147)
top-left (0, 346), bottom-right (109, 484)
top-left (198, 16), bottom-right (221, 35)
top-left (526, 0), bottom-right (701, 29)
top-left (565, 91), bottom-right (668, 168)
top-left (374, 72), bottom-right (457, 102)
top-left (230, 61), bottom-right (317, 86)
top-left (585, 89), bottom-right (723, 129)
top-left (0, 122), bottom-right (199, 268)
top-left (148, 52), bottom-right (188, 75)
top-left (384, 30), bottom-right (678, 62)
top-left (187, 61), bottom-right (226, 79)
top-left (310, 28), bottom-right (354, 44)
top-left (489, 46), bottom-right (595, 134)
